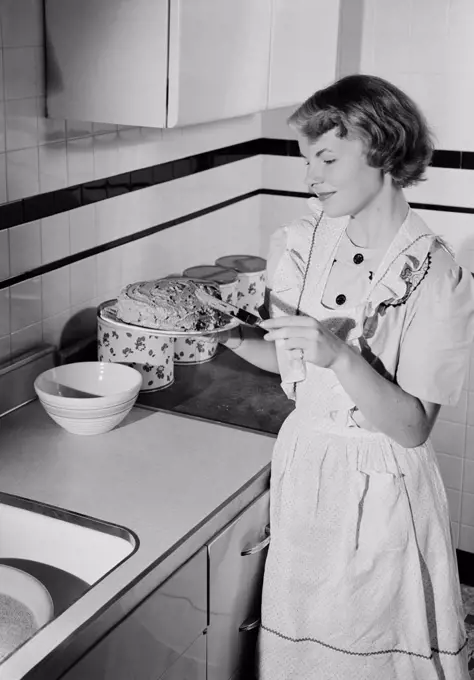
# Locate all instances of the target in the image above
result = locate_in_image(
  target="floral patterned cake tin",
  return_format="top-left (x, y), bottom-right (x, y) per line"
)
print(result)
top-left (97, 301), bottom-right (174, 392)
top-left (214, 255), bottom-right (266, 314)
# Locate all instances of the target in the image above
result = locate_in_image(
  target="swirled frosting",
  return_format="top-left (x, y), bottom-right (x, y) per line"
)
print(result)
top-left (115, 278), bottom-right (227, 331)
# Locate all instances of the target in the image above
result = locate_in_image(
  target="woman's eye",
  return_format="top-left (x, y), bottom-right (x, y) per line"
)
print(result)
top-left (323, 159), bottom-right (336, 165)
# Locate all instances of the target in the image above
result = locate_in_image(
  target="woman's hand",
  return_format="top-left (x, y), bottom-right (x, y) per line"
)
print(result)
top-left (260, 316), bottom-right (348, 370)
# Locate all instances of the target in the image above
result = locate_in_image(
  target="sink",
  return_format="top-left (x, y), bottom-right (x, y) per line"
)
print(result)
top-left (0, 492), bottom-right (138, 664)
top-left (0, 491), bottom-right (137, 585)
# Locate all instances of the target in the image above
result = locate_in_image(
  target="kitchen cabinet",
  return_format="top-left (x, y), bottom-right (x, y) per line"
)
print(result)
top-left (58, 490), bottom-right (270, 680)
top-left (159, 634), bottom-right (206, 680)
top-left (59, 547), bottom-right (207, 680)
top-left (267, 0), bottom-right (342, 109)
top-left (45, 0), bottom-right (272, 128)
top-left (45, 0), bottom-right (169, 128)
top-left (46, 0), bottom-right (343, 128)
top-left (207, 489), bottom-right (270, 680)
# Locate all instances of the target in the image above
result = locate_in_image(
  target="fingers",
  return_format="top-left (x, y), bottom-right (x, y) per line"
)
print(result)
top-left (263, 326), bottom-right (317, 342)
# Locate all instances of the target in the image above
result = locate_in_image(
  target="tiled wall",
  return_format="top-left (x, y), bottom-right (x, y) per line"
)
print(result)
top-left (3, 0), bottom-right (474, 550)
top-left (0, 0), bottom-right (265, 362)
top-left (259, 0), bottom-right (474, 551)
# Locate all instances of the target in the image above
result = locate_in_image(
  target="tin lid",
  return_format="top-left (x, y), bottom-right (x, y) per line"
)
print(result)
top-left (182, 265), bottom-right (238, 285)
top-left (214, 255), bottom-right (266, 273)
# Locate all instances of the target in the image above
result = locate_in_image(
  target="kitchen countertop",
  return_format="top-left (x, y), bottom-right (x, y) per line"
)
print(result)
top-left (0, 400), bottom-right (276, 680)
top-left (138, 345), bottom-right (295, 434)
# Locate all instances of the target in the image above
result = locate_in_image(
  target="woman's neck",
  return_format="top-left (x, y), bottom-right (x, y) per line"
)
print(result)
top-left (346, 184), bottom-right (409, 250)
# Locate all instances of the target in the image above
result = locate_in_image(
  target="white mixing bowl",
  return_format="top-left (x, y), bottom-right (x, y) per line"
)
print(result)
top-left (34, 362), bottom-right (142, 435)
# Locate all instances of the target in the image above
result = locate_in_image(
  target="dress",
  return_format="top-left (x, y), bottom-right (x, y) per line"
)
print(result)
top-left (258, 200), bottom-right (474, 680)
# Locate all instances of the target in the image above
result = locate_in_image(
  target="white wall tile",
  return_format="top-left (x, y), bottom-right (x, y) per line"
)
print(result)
top-left (42, 309), bottom-right (71, 349)
top-left (37, 97), bottom-right (66, 145)
top-left (10, 276), bottom-right (41, 333)
top-left (10, 321), bottom-right (42, 356)
top-left (408, 168), bottom-right (474, 209)
top-left (66, 136), bottom-right (94, 186)
top-left (0, 101), bottom-right (5, 152)
top-left (96, 248), bottom-right (122, 299)
top-left (38, 141), bottom-right (67, 192)
top-left (69, 204), bottom-right (96, 254)
top-left (0, 287), bottom-right (10, 337)
top-left (0, 51), bottom-right (4, 98)
top-left (70, 257), bottom-right (97, 307)
top-left (3, 47), bottom-right (39, 100)
top-left (446, 487), bottom-right (461, 523)
top-left (41, 267), bottom-right (70, 319)
top-left (460, 491), bottom-right (474, 528)
top-left (116, 127), bottom-right (143, 173)
top-left (463, 460), bottom-right (474, 494)
top-left (92, 123), bottom-right (117, 135)
top-left (439, 390), bottom-right (468, 425)
top-left (9, 220), bottom-right (41, 276)
top-left (436, 452), bottom-right (463, 490)
top-left (0, 229), bottom-right (9, 279)
top-left (65, 120), bottom-right (93, 140)
top-left (431, 419), bottom-right (466, 457)
top-left (415, 210), bottom-right (474, 262)
top-left (410, 0), bottom-right (449, 37)
top-left (5, 97), bottom-right (38, 150)
top-left (0, 153), bottom-right (6, 204)
top-left (466, 425), bottom-right (474, 462)
top-left (261, 107), bottom-right (296, 139)
top-left (93, 132), bottom-right (119, 180)
top-left (6, 146), bottom-right (39, 200)
top-left (451, 521), bottom-right (460, 549)
top-left (66, 302), bottom-right (97, 342)
top-left (459, 524), bottom-right (474, 553)
top-left (41, 213), bottom-right (69, 264)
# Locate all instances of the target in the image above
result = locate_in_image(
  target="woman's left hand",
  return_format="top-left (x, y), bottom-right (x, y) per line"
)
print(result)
top-left (260, 316), bottom-right (347, 369)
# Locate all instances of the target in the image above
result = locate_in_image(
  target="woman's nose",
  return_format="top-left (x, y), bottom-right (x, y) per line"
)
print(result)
top-left (305, 165), bottom-right (323, 188)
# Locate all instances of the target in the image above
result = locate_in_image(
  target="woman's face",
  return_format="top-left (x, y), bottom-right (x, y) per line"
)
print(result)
top-left (298, 128), bottom-right (385, 218)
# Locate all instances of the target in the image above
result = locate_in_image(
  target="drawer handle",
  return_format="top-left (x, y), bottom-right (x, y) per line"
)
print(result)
top-left (240, 525), bottom-right (270, 556)
top-left (239, 616), bottom-right (261, 632)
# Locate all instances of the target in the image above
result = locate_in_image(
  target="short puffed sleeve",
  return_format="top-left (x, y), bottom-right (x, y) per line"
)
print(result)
top-left (396, 256), bottom-right (474, 406)
top-left (266, 226), bottom-right (289, 292)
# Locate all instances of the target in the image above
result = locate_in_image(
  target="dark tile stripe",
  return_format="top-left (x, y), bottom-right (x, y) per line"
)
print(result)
top-left (0, 190), bottom-right (260, 291)
top-left (1, 187), bottom-right (472, 292)
top-left (2, 138), bottom-right (474, 231)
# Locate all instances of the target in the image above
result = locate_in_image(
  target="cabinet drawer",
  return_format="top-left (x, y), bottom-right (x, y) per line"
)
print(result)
top-left (159, 633), bottom-right (206, 680)
top-left (207, 490), bottom-right (270, 680)
top-left (61, 548), bottom-right (207, 680)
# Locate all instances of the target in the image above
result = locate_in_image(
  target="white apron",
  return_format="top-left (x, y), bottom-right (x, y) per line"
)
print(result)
top-left (258, 206), bottom-right (470, 680)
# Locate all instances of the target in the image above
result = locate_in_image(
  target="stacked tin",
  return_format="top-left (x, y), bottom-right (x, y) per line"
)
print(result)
top-left (214, 255), bottom-right (266, 314)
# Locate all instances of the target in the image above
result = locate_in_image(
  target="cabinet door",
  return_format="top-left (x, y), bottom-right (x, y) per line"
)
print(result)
top-left (267, 0), bottom-right (341, 109)
top-left (46, 0), bottom-right (169, 127)
top-left (159, 633), bottom-right (206, 680)
top-left (60, 548), bottom-right (207, 680)
top-left (207, 490), bottom-right (270, 680)
top-left (167, 0), bottom-right (272, 127)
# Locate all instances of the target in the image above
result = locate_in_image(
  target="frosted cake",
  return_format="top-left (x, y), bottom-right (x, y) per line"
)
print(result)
top-left (115, 277), bottom-right (228, 332)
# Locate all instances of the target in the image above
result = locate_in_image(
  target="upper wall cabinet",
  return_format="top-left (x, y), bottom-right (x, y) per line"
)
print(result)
top-left (267, 0), bottom-right (341, 110)
top-left (167, 0), bottom-right (272, 127)
top-left (45, 0), bottom-right (341, 128)
top-left (45, 0), bottom-right (170, 127)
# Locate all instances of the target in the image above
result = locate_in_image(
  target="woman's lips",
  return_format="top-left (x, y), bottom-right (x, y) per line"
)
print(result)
top-left (316, 191), bottom-right (336, 202)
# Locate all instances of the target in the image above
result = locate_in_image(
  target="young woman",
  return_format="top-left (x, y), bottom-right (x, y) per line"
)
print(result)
top-left (220, 74), bottom-right (474, 679)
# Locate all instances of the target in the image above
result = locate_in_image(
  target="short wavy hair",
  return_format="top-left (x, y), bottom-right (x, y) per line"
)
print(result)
top-left (287, 74), bottom-right (435, 189)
